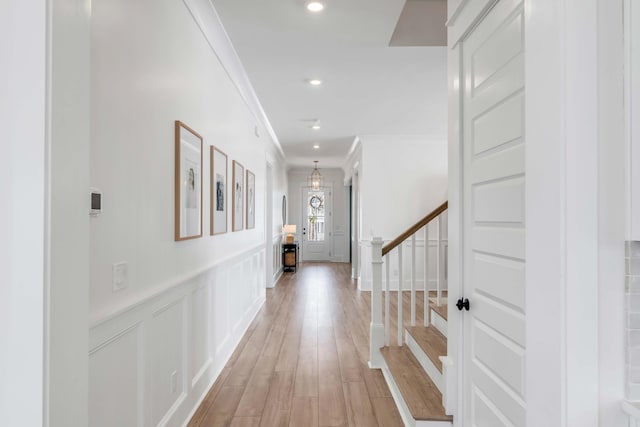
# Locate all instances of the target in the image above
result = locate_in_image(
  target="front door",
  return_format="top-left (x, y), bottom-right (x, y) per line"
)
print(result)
top-left (461, 0), bottom-right (526, 425)
top-left (301, 186), bottom-right (331, 261)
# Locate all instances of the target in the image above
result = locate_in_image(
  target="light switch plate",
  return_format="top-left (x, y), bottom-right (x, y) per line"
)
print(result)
top-left (112, 262), bottom-right (128, 291)
top-left (170, 371), bottom-right (177, 394)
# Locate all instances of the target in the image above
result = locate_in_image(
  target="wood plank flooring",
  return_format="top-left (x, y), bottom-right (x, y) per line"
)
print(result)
top-left (188, 263), bottom-right (403, 427)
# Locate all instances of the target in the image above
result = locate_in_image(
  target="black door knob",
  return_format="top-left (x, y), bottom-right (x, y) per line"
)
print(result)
top-left (456, 298), bottom-right (470, 311)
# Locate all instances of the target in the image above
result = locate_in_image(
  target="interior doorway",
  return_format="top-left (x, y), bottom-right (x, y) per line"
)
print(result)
top-left (301, 186), bottom-right (332, 261)
top-left (351, 172), bottom-right (360, 279)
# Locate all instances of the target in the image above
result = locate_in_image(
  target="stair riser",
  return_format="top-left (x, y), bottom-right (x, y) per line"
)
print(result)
top-left (431, 309), bottom-right (447, 337)
top-left (405, 330), bottom-right (444, 394)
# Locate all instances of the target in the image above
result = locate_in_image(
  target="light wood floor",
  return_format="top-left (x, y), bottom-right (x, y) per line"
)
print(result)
top-left (188, 262), bottom-right (405, 427)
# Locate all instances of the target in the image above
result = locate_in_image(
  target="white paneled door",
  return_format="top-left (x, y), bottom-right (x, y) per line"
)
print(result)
top-left (461, 0), bottom-right (526, 426)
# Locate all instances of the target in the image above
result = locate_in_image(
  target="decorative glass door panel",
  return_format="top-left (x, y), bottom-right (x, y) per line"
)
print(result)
top-left (301, 187), bottom-right (331, 261)
top-left (307, 191), bottom-right (325, 241)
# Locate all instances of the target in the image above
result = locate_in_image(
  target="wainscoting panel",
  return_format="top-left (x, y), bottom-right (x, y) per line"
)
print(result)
top-left (89, 323), bottom-right (143, 427)
top-left (89, 244), bottom-right (266, 427)
top-left (332, 230), bottom-right (348, 262)
top-left (626, 241), bottom-right (640, 399)
top-left (190, 285), bottom-right (210, 388)
top-left (272, 234), bottom-right (283, 286)
top-left (149, 297), bottom-right (186, 426)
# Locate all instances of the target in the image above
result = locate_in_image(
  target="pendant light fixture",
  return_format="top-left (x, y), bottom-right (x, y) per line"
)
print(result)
top-left (307, 161), bottom-right (324, 190)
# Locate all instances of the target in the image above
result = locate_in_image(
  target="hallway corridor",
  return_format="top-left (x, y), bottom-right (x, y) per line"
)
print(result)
top-left (187, 263), bottom-right (403, 427)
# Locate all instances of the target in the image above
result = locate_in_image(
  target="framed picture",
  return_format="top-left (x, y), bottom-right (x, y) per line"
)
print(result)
top-left (175, 120), bottom-right (203, 241)
top-left (246, 169), bottom-right (255, 229)
top-left (232, 160), bottom-right (244, 231)
top-left (210, 146), bottom-right (227, 235)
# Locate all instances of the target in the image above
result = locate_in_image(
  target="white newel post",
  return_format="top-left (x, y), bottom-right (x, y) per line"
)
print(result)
top-left (369, 237), bottom-right (385, 368)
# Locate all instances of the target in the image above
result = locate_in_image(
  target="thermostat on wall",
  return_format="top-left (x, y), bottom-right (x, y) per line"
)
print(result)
top-left (90, 188), bottom-right (102, 215)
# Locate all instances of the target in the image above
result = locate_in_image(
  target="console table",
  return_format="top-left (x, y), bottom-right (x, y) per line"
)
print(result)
top-left (282, 242), bottom-right (298, 272)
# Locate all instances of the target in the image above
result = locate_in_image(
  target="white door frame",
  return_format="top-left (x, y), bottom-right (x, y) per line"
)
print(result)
top-left (300, 184), bottom-right (333, 262)
top-left (451, 1), bottom-right (527, 425)
top-left (352, 171), bottom-right (360, 279)
top-left (2, 1), bottom-right (48, 425)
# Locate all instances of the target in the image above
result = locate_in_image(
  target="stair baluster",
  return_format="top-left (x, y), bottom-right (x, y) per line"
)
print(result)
top-left (384, 253), bottom-right (390, 347)
top-left (436, 216), bottom-right (442, 307)
top-left (411, 234), bottom-right (416, 326)
top-left (369, 237), bottom-right (384, 368)
top-left (424, 224), bottom-right (429, 327)
top-left (397, 244), bottom-right (403, 346)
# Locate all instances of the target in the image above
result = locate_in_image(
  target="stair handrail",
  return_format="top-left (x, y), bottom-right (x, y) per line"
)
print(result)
top-left (382, 201), bottom-right (448, 256)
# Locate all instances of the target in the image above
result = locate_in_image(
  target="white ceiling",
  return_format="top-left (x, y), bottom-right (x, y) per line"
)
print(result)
top-left (211, 0), bottom-right (448, 168)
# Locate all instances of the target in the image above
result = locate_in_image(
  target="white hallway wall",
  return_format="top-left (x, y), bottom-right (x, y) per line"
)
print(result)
top-left (0, 0), bottom-right (47, 425)
top-left (523, 0), bottom-right (627, 425)
top-left (287, 168), bottom-right (350, 262)
top-left (2, 0), bottom-right (92, 425)
top-left (352, 136), bottom-right (448, 290)
top-left (89, 0), bottom-right (284, 425)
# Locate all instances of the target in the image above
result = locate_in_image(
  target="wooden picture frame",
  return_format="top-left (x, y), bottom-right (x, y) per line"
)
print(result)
top-left (246, 169), bottom-right (255, 229)
top-left (175, 120), bottom-right (203, 241)
top-left (232, 160), bottom-right (244, 231)
top-left (210, 146), bottom-right (228, 235)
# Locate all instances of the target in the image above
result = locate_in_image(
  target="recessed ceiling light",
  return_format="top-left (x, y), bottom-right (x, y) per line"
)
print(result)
top-left (311, 125), bottom-right (321, 130)
top-left (309, 79), bottom-right (322, 86)
top-left (305, 1), bottom-right (325, 12)
top-left (313, 144), bottom-right (320, 149)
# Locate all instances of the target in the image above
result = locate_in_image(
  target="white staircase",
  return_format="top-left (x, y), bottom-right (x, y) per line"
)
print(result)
top-left (369, 202), bottom-right (452, 427)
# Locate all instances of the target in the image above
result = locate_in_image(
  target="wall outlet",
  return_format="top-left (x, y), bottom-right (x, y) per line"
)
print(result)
top-left (170, 371), bottom-right (177, 394)
top-left (112, 262), bottom-right (128, 291)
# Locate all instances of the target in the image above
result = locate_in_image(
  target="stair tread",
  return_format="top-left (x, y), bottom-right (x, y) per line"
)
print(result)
top-left (429, 300), bottom-right (448, 321)
top-left (381, 346), bottom-right (452, 422)
top-left (405, 326), bottom-right (447, 373)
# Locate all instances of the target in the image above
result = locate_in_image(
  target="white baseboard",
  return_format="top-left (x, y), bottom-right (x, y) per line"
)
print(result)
top-left (439, 356), bottom-right (455, 416)
top-left (270, 267), bottom-right (283, 288)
